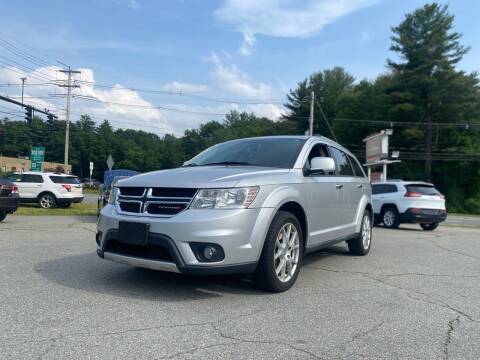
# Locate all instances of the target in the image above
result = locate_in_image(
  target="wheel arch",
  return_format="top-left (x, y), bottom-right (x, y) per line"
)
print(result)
top-left (380, 203), bottom-right (398, 214)
top-left (37, 191), bottom-right (57, 200)
top-left (277, 201), bottom-right (308, 251)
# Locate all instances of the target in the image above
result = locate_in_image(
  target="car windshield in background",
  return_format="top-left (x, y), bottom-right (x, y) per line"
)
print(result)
top-left (406, 184), bottom-right (440, 195)
top-left (185, 138), bottom-right (306, 169)
top-left (49, 176), bottom-right (80, 184)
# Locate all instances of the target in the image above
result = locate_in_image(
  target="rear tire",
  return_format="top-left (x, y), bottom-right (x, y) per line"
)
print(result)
top-left (254, 211), bottom-right (304, 293)
top-left (420, 222), bottom-right (439, 231)
top-left (347, 210), bottom-right (372, 256)
top-left (382, 206), bottom-right (400, 229)
top-left (0, 212), bottom-right (6, 222)
top-left (38, 193), bottom-right (57, 209)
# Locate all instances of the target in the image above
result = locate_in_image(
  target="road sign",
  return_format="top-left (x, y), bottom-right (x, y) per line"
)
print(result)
top-left (106, 154), bottom-right (114, 170)
top-left (30, 146), bottom-right (45, 172)
top-left (89, 161), bottom-right (94, 178)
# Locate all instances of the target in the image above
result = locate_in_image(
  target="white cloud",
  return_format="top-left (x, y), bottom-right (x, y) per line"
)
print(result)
top-left (127, 0), bottom-right (139, 10)
top-left (160, 81), bottom-right (209, 93)
top-left (208, 52), bottom-right (274, 99)
top-left (239, 30), bottom-right (256, 56)
top-left (215, 0), bottom-right (377, 38)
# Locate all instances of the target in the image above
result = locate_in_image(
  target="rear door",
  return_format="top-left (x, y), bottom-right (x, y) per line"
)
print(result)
top-left (20, 174), bottom-right (44, 198)
top-left (328, 146), bottom-right (357, 237)
top-left (372, 184), bottom-right (399, 214)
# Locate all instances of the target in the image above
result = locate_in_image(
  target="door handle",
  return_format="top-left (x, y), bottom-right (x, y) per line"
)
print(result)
top-left (356, 184), bottom-right (363, 189)
top-left (335, 184), bottom-right (343, 189)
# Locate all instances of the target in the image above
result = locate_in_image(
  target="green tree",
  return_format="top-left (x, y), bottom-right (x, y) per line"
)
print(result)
top-left (283, 67), bottom-right (354, 137)
top-left (388, 3), bottom-right (477, 180)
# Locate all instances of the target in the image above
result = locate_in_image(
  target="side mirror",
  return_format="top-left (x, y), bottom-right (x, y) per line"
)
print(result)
top-left (308, 157), bottom-right (336, 175)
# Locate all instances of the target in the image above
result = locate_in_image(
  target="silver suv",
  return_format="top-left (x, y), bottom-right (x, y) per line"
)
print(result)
top-left (97, 136), bottom-right (372, 292)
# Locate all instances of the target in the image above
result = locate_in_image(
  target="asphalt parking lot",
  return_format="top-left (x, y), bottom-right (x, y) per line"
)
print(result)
top-left (1, 216), bottom-right (479, 359)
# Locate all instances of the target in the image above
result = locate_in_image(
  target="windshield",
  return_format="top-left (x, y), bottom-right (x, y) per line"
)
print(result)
top-left (185, 138), bottom-right (306, 169)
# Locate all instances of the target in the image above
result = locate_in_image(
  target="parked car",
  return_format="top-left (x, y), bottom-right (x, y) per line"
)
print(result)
top-left (97, 136), bottom-right (372, 292)
top-left (372, 180), bottom-right (447, 230)
top-left (0, 179), bottom-right (19, 222)
top-left (82, 178), bottom-right (100, 189)
top-left (5, 172), bottom-right (84, 209)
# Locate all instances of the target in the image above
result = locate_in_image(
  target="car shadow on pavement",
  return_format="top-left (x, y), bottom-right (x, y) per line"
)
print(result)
top-left (35, 253), bottom-right (264, 301)
top-left (302, 245), bottom-right (351, 267)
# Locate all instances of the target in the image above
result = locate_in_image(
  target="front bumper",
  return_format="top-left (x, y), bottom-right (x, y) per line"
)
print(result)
top-left (0, 194), bottom-right (20, 213)
top-left (399, 208), bottom-right (447, 224)
top-left (96, 204), bottom-right (275, 274)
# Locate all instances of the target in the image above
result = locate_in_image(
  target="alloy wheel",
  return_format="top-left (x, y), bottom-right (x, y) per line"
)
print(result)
top-left (40, 196), bottom-right (53, 209)
top-left (383, 210), bottom-right (395, 227)
top-left (362, 214), bottom-right (371, 249)
top-left (274, 223), bottom-right (300, 283)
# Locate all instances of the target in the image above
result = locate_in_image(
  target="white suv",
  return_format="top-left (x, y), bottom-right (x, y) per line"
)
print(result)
top-left (5, 172), bottom-right (84, 209)
top-left (372, 180), bottom-right (446, 230)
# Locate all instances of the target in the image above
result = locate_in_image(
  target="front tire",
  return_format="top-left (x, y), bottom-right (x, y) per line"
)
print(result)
top-left (420, 222), bottom-right (439, 231)
top-left (0, 211), bottom-right (6, 222)
top-left (38, 193), bottom-right (56, 209)
top-left (255, 211), bottom-right (304, 293)
top-left (382, 206), bottom-right (400, 229)
top-left (347, 210), bottom-right (372, 255)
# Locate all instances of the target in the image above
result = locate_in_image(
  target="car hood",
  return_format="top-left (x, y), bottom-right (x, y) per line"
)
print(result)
top-left (116, 166), bottom-right (292, 188)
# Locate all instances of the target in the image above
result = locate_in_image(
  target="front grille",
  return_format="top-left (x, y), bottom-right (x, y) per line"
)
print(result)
top-left (119, 201), bottom-right (142, 213)
top-left (117, 187), bottom-right (197, 217)
top-left (105, 239), bottom-right (173, 261)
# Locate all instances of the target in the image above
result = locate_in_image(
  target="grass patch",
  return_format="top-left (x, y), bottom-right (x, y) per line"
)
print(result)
top-left (82, 187), bottom-right (100, 195)
top-left (14, 202), bottom-right (98, 216)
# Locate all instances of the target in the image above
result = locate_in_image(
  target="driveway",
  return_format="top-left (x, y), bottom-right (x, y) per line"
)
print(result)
top-left (1, 216), bottom-right (479, 359)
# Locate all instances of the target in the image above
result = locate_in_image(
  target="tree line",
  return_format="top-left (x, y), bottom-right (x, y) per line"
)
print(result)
top-left (1, 3), bottom-right (479, 213)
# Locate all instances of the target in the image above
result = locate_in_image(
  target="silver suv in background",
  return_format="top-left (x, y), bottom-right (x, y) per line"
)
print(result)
top-left (372, 180), bottom-right (447, 230)
top-left (97, 136), bottom-right (372, 292)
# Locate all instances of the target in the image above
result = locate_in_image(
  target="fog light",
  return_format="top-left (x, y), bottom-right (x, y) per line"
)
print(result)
top-left (203, 246), bottom-right (216, 260)
top-left (189, 243), bottom-right (225, 263)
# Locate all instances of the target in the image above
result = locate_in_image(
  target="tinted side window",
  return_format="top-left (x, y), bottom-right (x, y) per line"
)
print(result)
top-left (6, 174), bottom-right (22, 182)
top-left (372, 184), bottom-right (397, 194)
top-left (329, 147), bottom-right (354, 176)
top-left (22, 174), bottom-right (44, 183)
top-left (348, 155), bottom-right (365, 177)
top-left (50, 176), bottom-right (80, 184)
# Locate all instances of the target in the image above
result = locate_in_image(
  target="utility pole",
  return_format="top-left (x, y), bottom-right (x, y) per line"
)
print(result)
top-left (58, 67), bottom-right (80, 166)
top-left (20, 77), bottom-right (27, 104)
top-left (309, 91), bottom-right (314, 136)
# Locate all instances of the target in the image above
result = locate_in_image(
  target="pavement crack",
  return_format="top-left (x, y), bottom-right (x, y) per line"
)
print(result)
top-left (361, 274), bottom-right (478, 324)
top-left (423, 239), bottom-right (480, 262)
top-left (210, 323), bottom-right (326, 359)
top-left (443, 316), bottom-right (460, 360)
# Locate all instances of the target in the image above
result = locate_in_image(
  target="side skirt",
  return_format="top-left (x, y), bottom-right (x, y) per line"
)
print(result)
top-left (304, 233), bottom-right (358, 256)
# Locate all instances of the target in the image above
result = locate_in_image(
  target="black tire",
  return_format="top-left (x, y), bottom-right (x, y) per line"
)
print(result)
top-left (381, 206), bottom-right (400, 229)
top-left (58, 202), bottom-right (72, 209)
top-left (420, 222), bottom-right (439, 231)
top-left (347, 210), bottom-right (372, 256)
top-left (38, 193), bottom-right (57, 209)
top-left (254, 211), bottom-right (304, 293)
top-left (0, 212), bottom-right (6, 222)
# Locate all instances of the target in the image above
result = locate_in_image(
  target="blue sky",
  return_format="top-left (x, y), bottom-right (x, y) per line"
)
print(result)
top-left (0, 0), bottom-right (479, 135)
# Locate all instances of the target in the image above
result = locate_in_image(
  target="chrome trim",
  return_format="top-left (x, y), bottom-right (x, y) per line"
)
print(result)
top-left (115, 187), bottom-right (197, 218)
top-left (118, 187), bottom-right (146, 198)
top-left (104, 252), bottom-right (180, 273)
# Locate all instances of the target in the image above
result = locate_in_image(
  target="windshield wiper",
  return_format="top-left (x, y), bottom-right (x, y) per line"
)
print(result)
top-left (181, 163), bottom-right (198, 167)
top-left (202, 161), bottom-right (253, 166)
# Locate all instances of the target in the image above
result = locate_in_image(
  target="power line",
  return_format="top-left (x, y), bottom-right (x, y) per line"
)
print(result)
top-left (314, 97), bottom-right (338, 142)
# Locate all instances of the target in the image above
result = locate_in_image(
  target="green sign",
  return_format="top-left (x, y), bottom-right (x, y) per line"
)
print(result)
top-left (30, 146), bottom-right (45, 172)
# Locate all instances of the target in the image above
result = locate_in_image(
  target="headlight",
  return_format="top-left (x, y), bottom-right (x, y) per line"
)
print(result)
top-left (108, 186), bottom-right (119, 205)
top-left (190, 187), bottom-right (259, 209)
